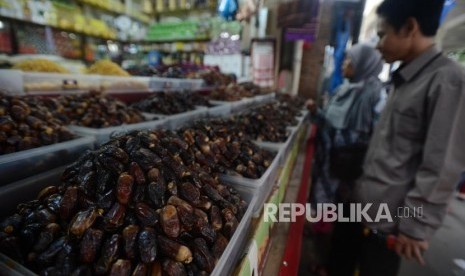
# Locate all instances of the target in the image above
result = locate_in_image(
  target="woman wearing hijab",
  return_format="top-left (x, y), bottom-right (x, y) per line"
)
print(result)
top-left (305, 43), bottom-right (385, 276)
top-left (309, 43), bottom-right (385, 208)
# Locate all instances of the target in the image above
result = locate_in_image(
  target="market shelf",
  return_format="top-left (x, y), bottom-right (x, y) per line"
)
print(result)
top-left (77, 0), bottom-right (153, 24)
top-left (154, 7), bottom-right (216, 17)
top-left (0, 15), bottom-right (120, 42)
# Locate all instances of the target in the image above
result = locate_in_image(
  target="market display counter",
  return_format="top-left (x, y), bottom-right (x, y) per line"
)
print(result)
top-left (0, 91), bottom-right (309, 275)
top-left (235, 123), bottom-right (314, 275)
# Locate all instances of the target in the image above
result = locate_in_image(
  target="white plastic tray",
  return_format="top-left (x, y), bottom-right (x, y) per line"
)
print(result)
top-left (68, 118), bottom-right (169, 146)
top-left (100, 76), bottom-right (151, 93)
top-left (149, 77), bottom-right (204, 91)
top-left (0, 135), bottom-right (95, 185)
top-left (0, 166), bottom-right (257, 276)
top-left (230, 98), bottom-right (256, 113)
top-left (23, 72), bottom-right (101, 94)
top-left (165, 107), bottom-right (209, 130)
top-left (210, 99), bottom-right (243, 105)
top-left (207, 104), bottom-right (232, 119)
top-left (253, 92), bottom-right (276, 104)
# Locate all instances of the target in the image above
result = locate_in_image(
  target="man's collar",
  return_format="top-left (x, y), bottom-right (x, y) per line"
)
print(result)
top-left (393, 46), bottom-right (441, 86)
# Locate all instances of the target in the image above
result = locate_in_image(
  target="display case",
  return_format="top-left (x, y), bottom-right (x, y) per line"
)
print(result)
top-left (0, 135), bottom-right (95, 185)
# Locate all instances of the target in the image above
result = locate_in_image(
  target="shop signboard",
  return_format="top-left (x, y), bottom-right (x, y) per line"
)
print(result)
top-left (278, 0), bottom-right (320, 42)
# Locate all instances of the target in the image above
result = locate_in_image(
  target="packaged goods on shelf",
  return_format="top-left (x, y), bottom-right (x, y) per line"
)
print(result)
top-left (87, 60), bottom-right (130, 76)
top-left (147, 20), bottom-right (210, 41)
top-left (12, 59), bottom-right (69, 73)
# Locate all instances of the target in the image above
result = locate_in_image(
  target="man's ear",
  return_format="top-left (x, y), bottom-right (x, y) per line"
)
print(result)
top-left (401, 17), bottom-right (420, 37)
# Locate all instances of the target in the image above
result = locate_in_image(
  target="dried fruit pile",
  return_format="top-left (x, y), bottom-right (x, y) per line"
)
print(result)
top-left (275, 94), bottom-right (306, 110)
top-left (179, 123), bottom-right (275, 179)
top-left (207, 83), bottom-right (270, 102)
top-left (0, 129), bottom-right (264, 275)
top-left (44, 92), bottom-right (145, 128)
top-left (0, 94), bottom-right (75, 155)
top-left (200, 71), bottom-right (234, 87)
top-left (131, 92), bottom-right (210, 115)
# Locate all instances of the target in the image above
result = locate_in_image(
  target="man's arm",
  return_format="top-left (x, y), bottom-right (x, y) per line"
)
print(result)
top-left (399, 73), bottom-right (465, 241)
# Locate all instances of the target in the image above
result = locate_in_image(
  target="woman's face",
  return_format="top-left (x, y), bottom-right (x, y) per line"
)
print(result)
top-left (342, 57), bottom-right (355, 79)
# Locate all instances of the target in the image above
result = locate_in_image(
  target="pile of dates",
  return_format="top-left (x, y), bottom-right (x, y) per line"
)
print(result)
top-left (131, 92), bottom-right (210, 115)
top-left (200, 71), bottom-right (234, 87)
top-left (0, 129), bottom-right (253, 275)
top-left (207, 82), bottom-right (271, 102)
top-left (44, 92), bottom-right (145, 128)
top-left (276, 94), bottom-right (306, 110)
top-left (179, 122), bottom-right (275, 179)
top-left (0, 93), bottom-right (75, 155)
top-left (230, 102), bottom-right (305, 142)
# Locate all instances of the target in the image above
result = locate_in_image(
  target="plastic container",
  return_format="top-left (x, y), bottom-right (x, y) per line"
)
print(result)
top-left (220, 148), bottom-right (281, 215)
top-left (207, 104), bottom-right (232, 119)
top-left (212, 185), bottom-right (257, 276)
top-left (68, 119), bottom-right (169, 146)
top-left (231, 98), bottom-right (255, 113)
top-left (0, 254), bottom-right (36, 276)
top-left (210, 99), bottom-right (243, 105)
top-left (23, 72), bottom-right (101, 94)
top-left (100, 76), bottom-right (151, 93)
top-left (253, 92), bottom-right (276, 104)
top-left (253, 126), bottom-right (295, 167)
top-left (165, 107), bottom-right (209, 130)
top-left (0, 136), bottom-right (95, 185)
top-left (0, 69), bottom-right (24, 95)
top-left (0, 167), bottom-right (257, 276)
top-left (149, 77), bottom-right (205, 91)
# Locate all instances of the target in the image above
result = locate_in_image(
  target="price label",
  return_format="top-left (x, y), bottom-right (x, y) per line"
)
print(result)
top-left (62, 79), bottom-right (78, 90)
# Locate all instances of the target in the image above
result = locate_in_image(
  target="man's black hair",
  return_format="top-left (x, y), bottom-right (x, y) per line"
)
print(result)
top-left (376, 0), bottom-right (445, 36)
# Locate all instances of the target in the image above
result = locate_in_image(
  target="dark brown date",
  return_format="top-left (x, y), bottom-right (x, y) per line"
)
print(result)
top-left (150, 261), bottom-right (163, 276)
top-left (210, 206), bottom-right (222, 231)
top-left (105, 202), bottom-right (126, 230)
top-left (160, 205), bottom-right (180, 238)
top-left (131, 263), bottom-right (148, 276)
top-left (37, 186), bottom-right (58, 201)
top-left (148, 181), bottom-right (166, 209)
top-left (122, 225), bottom-right (139, 260)
top-left (60, 186), bottom-right (79, 220)
top-left (167, 196), bottom-right (193, 214)
top-left (37, 236), bottom-right (66, 267)
top-left (69, 208), bottom-right (98, 237)
top-left (117, 173), bottom-right (134, 205)
top-left (138, 228), bottom-right (157, 264)
top-left (80, 228), bottom-right (103, 263)
top-left (95, 234), bottom-right (121, 275)
top-left (33, 223), bottom-right (61, 253)
top-left (192, 238), bottom-right (215, 273)
top-left (158, 235), bottom-right (192, 264)
top-left (211, 234), bottom-right (228, 260)
top-left (109, 259), bottom-right (132, 276)
top-left (135, 203), bottom-right (158, 227)
top-left (162, 259), bottom-right (187, 276)
top-left (129, 162), bottom-right (146, 186)
top-left (179, 183), bottom-right (200, 205)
